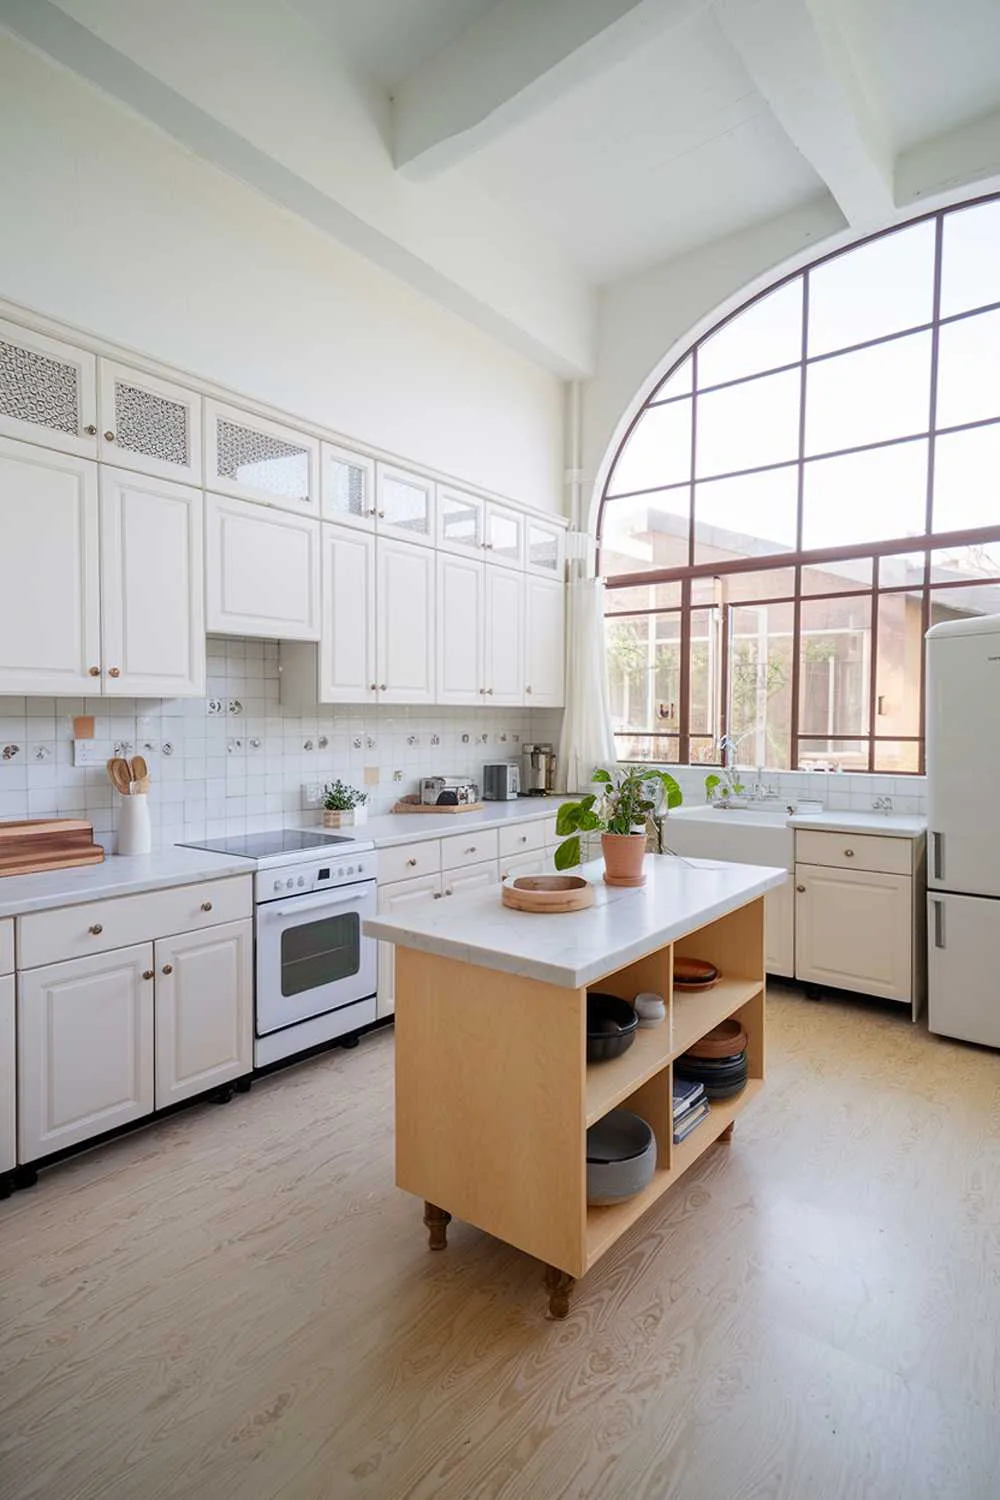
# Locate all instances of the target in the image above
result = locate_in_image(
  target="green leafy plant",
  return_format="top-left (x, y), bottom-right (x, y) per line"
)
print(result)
top-left (705, 771), bottom-right (745, 802)
top-left (322, 779), bottom-right (368, 812)
top-left (554, 766), bottom-right (682, 871)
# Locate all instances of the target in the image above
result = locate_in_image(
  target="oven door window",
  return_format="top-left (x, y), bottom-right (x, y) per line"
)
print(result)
top-left (281, 911), bottom-right (360, 996)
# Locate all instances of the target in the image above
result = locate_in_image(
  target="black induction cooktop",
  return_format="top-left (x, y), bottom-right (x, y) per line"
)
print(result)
top-left (178, 829), bottom-right (357, 859)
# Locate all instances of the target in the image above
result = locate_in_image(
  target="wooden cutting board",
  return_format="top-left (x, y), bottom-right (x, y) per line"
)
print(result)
top-left (392, 801), bottom-right (485, 814)
top-left (0, 819), bottom-right (105, 877)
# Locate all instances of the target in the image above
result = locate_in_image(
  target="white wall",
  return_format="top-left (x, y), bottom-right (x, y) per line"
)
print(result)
top-left (580, 197), bottom-right (848, 526)
top-left (0, 33), bottom-right (566, 514)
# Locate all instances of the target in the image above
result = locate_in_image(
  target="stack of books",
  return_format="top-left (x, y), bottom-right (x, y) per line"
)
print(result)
top-left (673, 1075), bottom-right (710, 1144)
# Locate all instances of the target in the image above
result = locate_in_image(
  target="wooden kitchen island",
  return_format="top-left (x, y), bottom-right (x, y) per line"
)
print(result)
top-left (366, 853), bottom-right (787, 1318)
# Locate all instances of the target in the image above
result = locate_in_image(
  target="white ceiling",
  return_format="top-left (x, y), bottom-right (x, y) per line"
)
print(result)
top-left (285, 0), bottom-right (498, 91)
top-left (466, 8), bottom-right (825, 282)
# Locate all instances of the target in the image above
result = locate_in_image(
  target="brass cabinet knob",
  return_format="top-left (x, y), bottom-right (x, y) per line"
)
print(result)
top-left (380, 683), bottom-right (387, 691)
top-left (479, 687), bottom-right (486, 694)
top-left (406, 857), bottom-right (417, 867)
top-left (378, 510), bottom-right (385, 519)
top-left (108, 667), bottom-right (121, 678)
top-left (201, 900), bottom-right (213, 911)
top-left (142, 969), bottom-right (154, 981)
top-left (486, 687), bottom-right (494, 694)
top-left (88, 666), bottom-right (100, 677)
top-left (83, 424), bottom-right (97, 436)
top-left (88, 923), bottom-right (103, 935)
top-left (104, 430), bottom-right (115, 442)
top-left (162, 964), bottom-right (173, 974)
top-left (444, 888), bottom-right (453, 897)
top-left (525, 685), bottom-right (533, 694)
top-left (465, 846), bottom-right (477, 855)
top-left (844, 848), bottom-right (855, 857)
top-left (433, 891), bottom-right (443, 899)
top-left (796, 884), bottom-right (806, 893)
top-left (520, 835), bottom-right (527, 844)
top-left (369, 683), bottom-right (377, 692)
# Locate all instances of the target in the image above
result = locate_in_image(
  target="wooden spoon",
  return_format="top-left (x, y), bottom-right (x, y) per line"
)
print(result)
top-left (108, 758), bottom-right (132, 796)
top-left (130, 754), bottom-right (148, 783)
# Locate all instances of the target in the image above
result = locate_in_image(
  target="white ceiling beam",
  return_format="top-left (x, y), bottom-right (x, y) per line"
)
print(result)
top-left (897, 107), bottom-right (1000, 209)
top-left (714, 0), bottom-right (895, 231)
top-left (392, 0), bottom-right (704, 180)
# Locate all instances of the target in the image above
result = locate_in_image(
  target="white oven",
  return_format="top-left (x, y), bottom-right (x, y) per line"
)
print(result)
top-left (256, 876), bottom-right (377, 1037)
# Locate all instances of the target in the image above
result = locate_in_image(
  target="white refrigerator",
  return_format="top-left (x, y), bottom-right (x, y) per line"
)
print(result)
top-left (926, 615), bottom-right (1000, 1047)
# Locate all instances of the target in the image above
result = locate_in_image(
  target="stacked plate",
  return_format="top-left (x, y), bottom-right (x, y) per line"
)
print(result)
top-left (675, 1018), bottom-right (748, 1100)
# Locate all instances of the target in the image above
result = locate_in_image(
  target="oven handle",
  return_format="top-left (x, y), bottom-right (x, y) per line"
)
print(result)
top-left (260, 884), bottom-right (376, 921)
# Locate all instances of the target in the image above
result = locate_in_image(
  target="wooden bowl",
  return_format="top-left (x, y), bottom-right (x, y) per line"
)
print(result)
top-left (685, 1019), bottom-right (748, 1059)
top-left (501, 874), bottom-right (594, 913)
top-left (674, 956), bottom-right (721, 990)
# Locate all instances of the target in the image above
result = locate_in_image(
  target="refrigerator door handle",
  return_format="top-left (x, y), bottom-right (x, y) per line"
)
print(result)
top-left (931, 897), bottom-right (946, 949)
top-left (932, 830), bottom-right (944, 882)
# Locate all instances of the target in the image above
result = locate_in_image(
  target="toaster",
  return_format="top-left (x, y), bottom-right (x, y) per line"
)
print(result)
top-left (420, 777), bottom-right (480, 806)
top-left (482, 762), bottom-right (521, 801)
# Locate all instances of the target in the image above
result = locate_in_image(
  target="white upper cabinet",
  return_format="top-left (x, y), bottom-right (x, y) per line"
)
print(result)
top-left (437, 485), bottom-right (485, 557)
top-left (0, 318), bottom-right (98, 458)
top-left (100, 467), bottom-right (205, 698)
top-left (377, 537), bottom-right (436, 702)
top-left (320, 440), bottom-right (376, 530)
top-left (375, 462), bottom-right (436, 547)
top-left (524, 575), bottom-right (565, 706)
top-left (206, 492), bottom-right (320, 640)
top-left (524, 517), bottom-right (566, 579)
top-left (0, 437), bottom-right (101, 694)
top-left (436, 552), bottom-right (484, 705)
top-left (98, 361), bottom-right (202, 484)
top-left (483, 502), bottom-right (523, 570)
top-left (485, 565), bottom-right (525, 706)
top-left (320, 525), bottom-right (377, 703)
top-left (205, 400), bottom-right (319, 515)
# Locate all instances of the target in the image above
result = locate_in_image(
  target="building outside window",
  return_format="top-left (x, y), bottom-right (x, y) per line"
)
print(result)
top-left (598, 194), bottom-right (1000, 775)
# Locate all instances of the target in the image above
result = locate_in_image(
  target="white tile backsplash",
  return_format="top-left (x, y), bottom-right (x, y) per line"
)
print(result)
top-left (0, 637), bottom-right (562, 850)
top-left (662, 763), bottom-right (926, 816)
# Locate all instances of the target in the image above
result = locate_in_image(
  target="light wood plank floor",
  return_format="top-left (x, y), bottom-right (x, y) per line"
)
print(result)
top-left (3, 988), bottom-right (1000, 1500)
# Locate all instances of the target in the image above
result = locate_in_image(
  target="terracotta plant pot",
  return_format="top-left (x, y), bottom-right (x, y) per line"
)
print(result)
top-left (601, 831), bottom-right (648, 888)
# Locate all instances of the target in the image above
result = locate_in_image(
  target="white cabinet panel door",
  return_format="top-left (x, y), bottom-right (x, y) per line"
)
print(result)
top-left (485, 565), bottom-right (524, 705)
top-left (0, 975), bottom-right (14, 1175)
top-left (320, 524), bottom-right (377, 702)
top-left (376, 873), bottom-right (441, 1018)
top-left (154, 919), bottom-right (253, 1108)
top-left (18, 944), bottom-right (154, 1162)
top-left (206, 401), bottom-right (318, 514)
top-left (795, 864), bottom-right (911, 1002)
top-left (524, 518), bottom-right (566, 579)
top-left (437, 485), bottom-right (484, 557)
top-left (377, 537), bottom-right (435, 703)
top-left (764, 880), bottom-right (794, 978)
top-left (0, 437), bottom-right (101, 693)
top-left (98, 361), bottom-right (202, 483)
top-left (0, 317), bottom-right (98, 458)
top-left (436, 552), bottom-right (484, 704)
top-left (321, 441), bottom-right (375, 531)
top-left (206, 493), bottom-right (320, 640)
top-left (375, 463), bottom-right (435, 547)
top-left (524, 576), bottom-right (565, 706)
top-left (483, 502), bottom-right (523, 569)
top-left (499, 850), bottom-right (549, 881)
top-left (100, 467), bottom-right (205, 697)
top-left (445, 861), bottom-right (498, 895)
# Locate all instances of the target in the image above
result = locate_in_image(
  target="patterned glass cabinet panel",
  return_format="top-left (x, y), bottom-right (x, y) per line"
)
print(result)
top-left (483, 502), bottom-right (524, 569)
top-left (98, 361), bottom-right (203, 484)
top-left (374, 462), bottom-right (436, 547)
top-left (206, 400), bottom-right (319, 515)
top-left (524, 518), bottom-right (566, 578)
top-left (0, 317), bottom-right (98, 459)
top-left (320, 440), bottom-right (376, 530)
top-left (437, 485), bottom-right (485, 557)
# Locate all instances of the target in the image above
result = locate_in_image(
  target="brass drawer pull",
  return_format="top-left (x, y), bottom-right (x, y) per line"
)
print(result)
top-left (142, 969), bottom-right (154, 980)
top-left (89, 923), bottom-right (103, 935)
top-left (406, 857), bottom-right (417, 867)
top-left (162, 964), bottom-right (173, 975)
top-left (201, 900), bottom-right (213, 911)
top-left (844, 848), bottom-right (855, 857)
top-left (796, 884), bottom-right (806, 893)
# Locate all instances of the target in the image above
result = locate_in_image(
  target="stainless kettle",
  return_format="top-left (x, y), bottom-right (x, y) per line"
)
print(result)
top-left (521, 743), bottom-right (556, 796)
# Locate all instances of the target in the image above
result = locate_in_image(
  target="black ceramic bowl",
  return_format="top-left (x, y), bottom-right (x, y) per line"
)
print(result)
top-left (586, 992), bottom-right (638, 1062)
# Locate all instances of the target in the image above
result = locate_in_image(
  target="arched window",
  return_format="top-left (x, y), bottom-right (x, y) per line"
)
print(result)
top-left (598, 193), bottom-right (1000, 775)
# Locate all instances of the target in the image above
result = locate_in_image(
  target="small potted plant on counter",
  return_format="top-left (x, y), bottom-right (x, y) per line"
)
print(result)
top-left (554, 766), bottom-right (683, 887)
top-left (321, 779), bottom-right (369, 828)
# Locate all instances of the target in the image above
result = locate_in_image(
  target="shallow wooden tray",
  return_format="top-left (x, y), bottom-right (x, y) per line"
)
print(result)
top-left (392, 801), bottom-right (485, 815)
top-left (501, 874), bottom-right (594, 913)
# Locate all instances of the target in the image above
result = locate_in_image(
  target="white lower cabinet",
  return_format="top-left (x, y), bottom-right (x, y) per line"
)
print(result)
top-left (795, 864), bottom-right (912, 1002)
top-left (500, 850), bottom-right (550, 881)
top-left (764, 879), bottom-right (795, 979)
top-left (445, 860), bottom-right (498, 896)
top-left (154, 919), bottom-right (253, 1108)
top-left (206, 491), bottom-right (320, 640)
top-left (0, 975), bottom-right (15, 1178)
top-left (376, 872), bottom-right (441, 1019)
top-left (18, 943), bottom-right (155, 1161)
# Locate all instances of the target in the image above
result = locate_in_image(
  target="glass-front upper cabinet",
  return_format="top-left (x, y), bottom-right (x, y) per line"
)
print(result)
top-left (483, 502), bottom-right (523, 569)
top-left (437, 485), bottom-right (484, 556)
top-left (0, 317), bottom-right (98, 459)
top-left (98, 360), bottom-right (202, 484)
top-left (206, 399), bottom-right (319, 515)
top-left (375, 462), bottom-right (436, 547)
top-left (320, 440), bottom-right (376, 529)
top-left (524, 517), bottom-right (566, 578)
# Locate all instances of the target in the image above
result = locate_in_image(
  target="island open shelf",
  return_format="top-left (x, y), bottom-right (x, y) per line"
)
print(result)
top-left (371, 853), bottom-right (784, 1318)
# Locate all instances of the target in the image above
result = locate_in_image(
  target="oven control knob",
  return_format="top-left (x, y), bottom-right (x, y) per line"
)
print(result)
top-left (286, 877), bottom-right (295, 889)
top-left (347, 865), bottom-right (354, 875)
top-left (338, 867), bottom-right (345, 877)
top-left (297, 875), bottom-right (305, 887)
top-left (273, 879), bottom-right (281, 892)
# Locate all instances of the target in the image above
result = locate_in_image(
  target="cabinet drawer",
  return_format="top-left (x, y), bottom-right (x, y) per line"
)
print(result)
top-left (17, 876), bottom-right (253, 969)
top-left (441, 828), bottom-right (499, 872)
top-left (379, 839), bottom-right (441, 885)
top-left (0, 919), bottom-right (11, 976)
top-left (499, 820), bottom-right (545, 858)
top-left (795, 829), bottom-right (913, 876)
top-left (500, 850), bottom-right (550, 881)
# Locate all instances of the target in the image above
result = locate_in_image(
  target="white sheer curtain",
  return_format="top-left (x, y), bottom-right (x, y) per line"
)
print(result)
top-left (557, 573), bottom-right (617, 793)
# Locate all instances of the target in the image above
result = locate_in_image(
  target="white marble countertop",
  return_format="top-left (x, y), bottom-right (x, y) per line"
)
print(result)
top-left (0, 846), bottom-right (252, 919)
top-left (364, 796), bottom-right (574, 849)
top-left (365, 853), bottom-right (787, 988)
top-left (787, 811), bottom-right (926, 838)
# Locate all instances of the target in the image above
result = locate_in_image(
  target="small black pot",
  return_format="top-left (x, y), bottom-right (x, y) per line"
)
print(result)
top-left (586, 992), bottom-right (638, 1062)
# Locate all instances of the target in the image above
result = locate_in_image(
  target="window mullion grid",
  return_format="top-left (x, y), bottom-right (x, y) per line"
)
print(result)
top-left (867, 561), bottom-right (880, 773)
top-left (918, 212), bottom-right (946, 774)
top-left (678, 577), bottom-right (692, 765)
top-left (790, 269), bottom-right (809, 772)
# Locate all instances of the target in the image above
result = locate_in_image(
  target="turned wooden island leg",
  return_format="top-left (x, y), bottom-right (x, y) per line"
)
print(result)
top-left (423, 1201), bottom-right (452, 1250)
top-left (719, 1121), bottom-right (735, 1142)
top-left (543, 1265), bottom-right (575, 1319)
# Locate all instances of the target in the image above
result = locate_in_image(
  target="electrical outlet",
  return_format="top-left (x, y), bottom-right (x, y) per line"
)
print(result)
top-left (302, 783), bottom-right (324, 807)
top-left (73, 739), bottom-right (99, 767)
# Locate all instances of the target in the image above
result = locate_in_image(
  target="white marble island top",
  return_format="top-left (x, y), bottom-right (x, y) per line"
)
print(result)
top-left (365, 853), bottom-right (787, 989)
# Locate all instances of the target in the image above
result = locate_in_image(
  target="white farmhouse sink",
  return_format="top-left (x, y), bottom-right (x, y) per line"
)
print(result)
top-left (668, 804), bottom-right (792, 830)
top-left (664, 805), bottom-right (793, 866)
